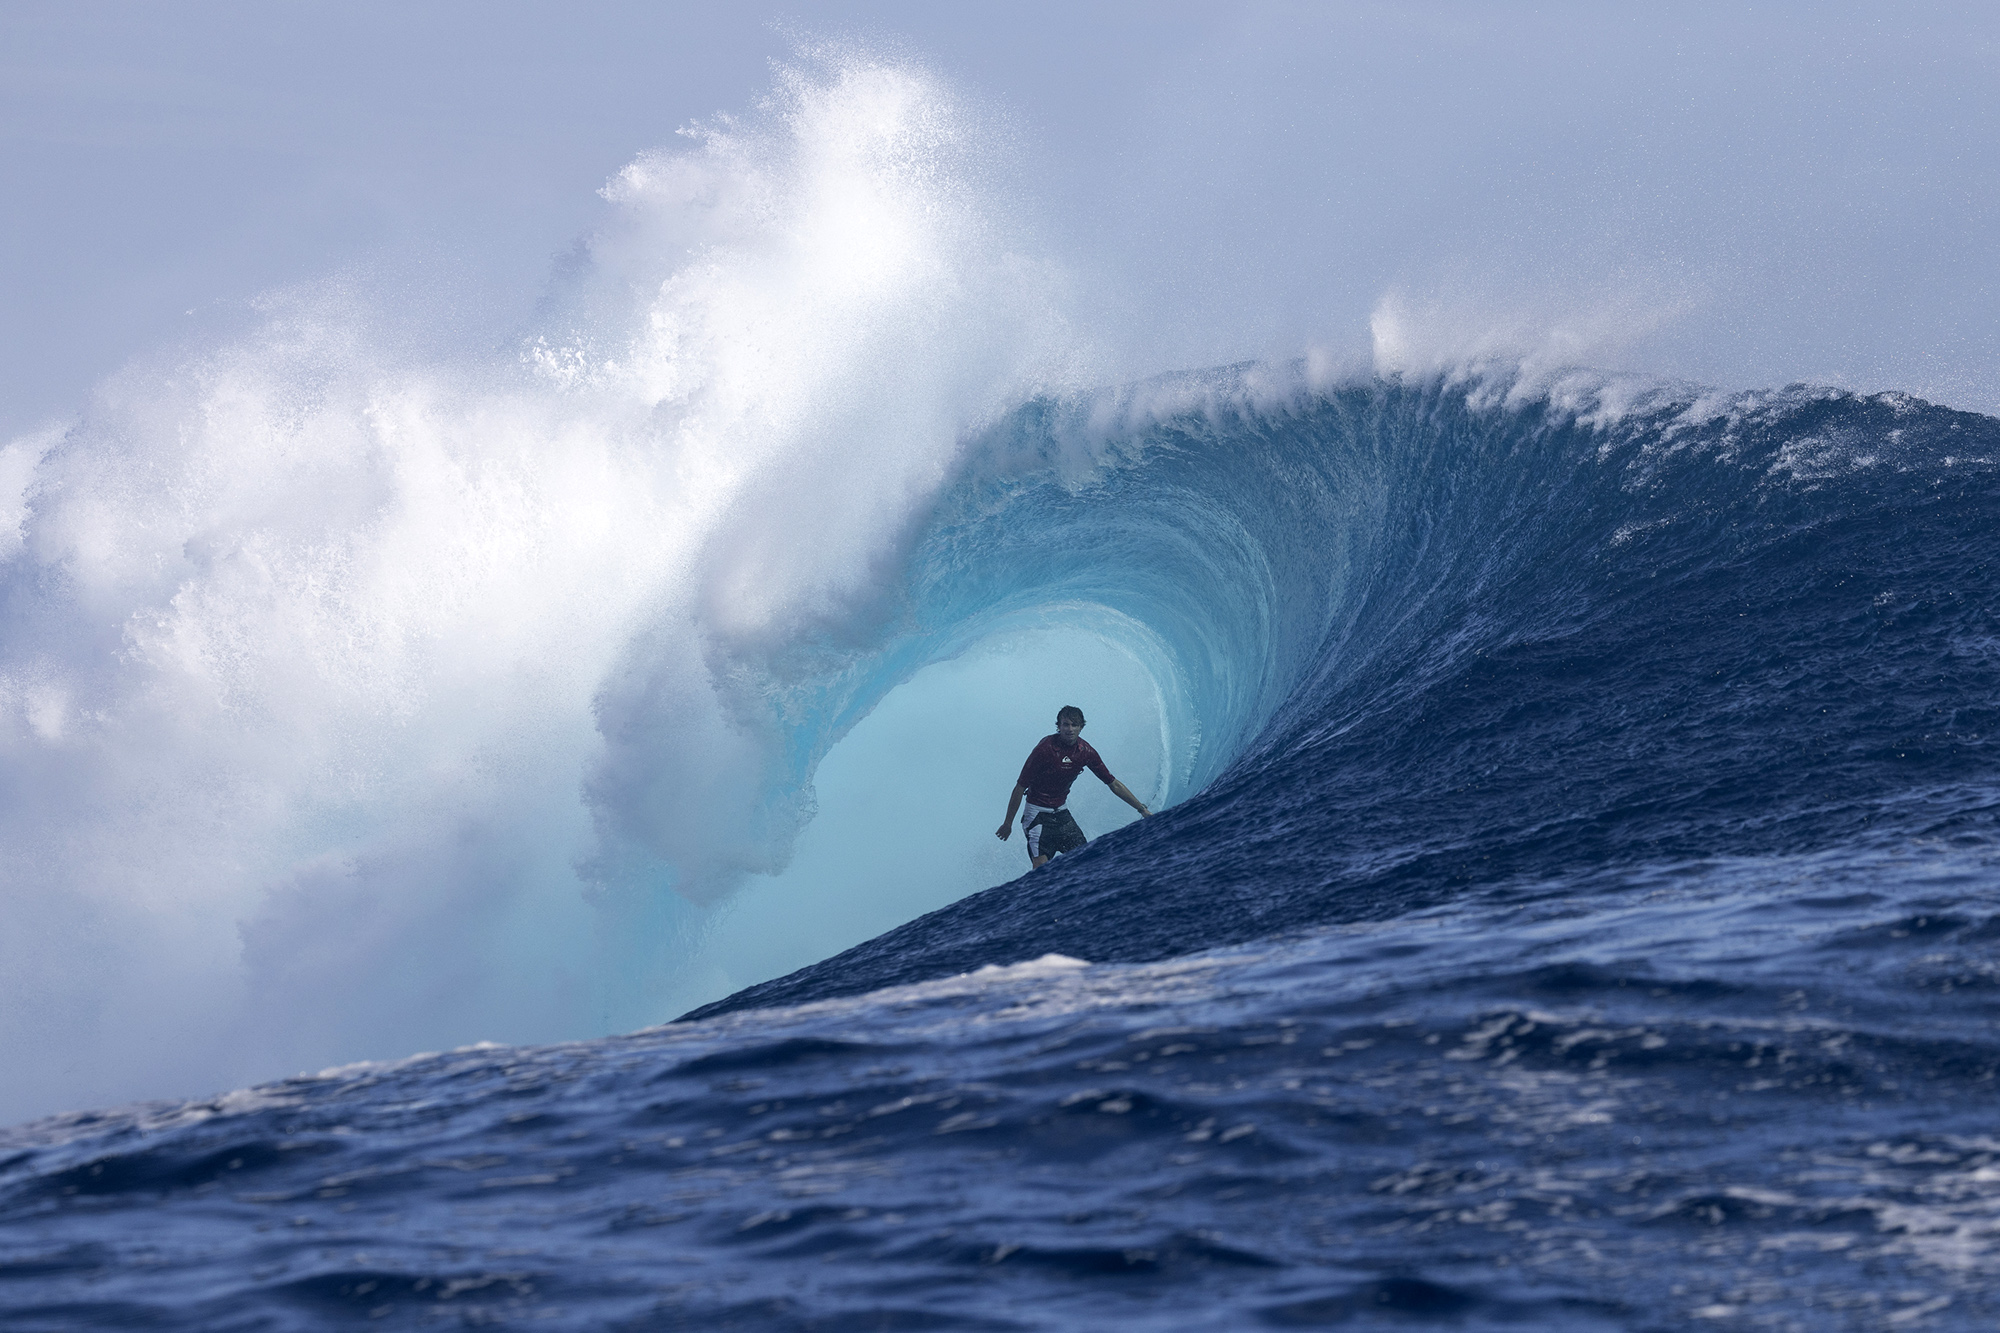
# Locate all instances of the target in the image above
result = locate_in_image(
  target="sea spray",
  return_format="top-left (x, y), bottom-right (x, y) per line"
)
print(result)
top-left (0, 51), bottom-right (1078, 1124)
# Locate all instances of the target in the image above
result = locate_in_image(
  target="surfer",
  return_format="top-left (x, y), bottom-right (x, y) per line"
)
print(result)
top-left (996, 705), bottom-right (1151, 868)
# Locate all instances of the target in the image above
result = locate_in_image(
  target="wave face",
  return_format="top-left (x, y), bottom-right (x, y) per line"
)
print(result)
top-left (5, 374), bottom-right (1998, 1330)
top-left (696, 371), bottom-right (2000, 1013)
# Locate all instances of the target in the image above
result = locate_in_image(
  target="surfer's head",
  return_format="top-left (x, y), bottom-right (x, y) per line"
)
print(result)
top-left (1055, 705), bottom-right (1084, 745)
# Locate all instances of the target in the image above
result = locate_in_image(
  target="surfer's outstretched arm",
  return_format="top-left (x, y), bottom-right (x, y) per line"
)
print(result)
top-left (1108, 778), bottom-right (1152, 817)
top-left (997, 783), bottom-right (1027, 839)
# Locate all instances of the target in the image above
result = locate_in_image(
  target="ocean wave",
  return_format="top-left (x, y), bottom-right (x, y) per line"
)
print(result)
top-left (695, 372), bottom-right (2000, 1015)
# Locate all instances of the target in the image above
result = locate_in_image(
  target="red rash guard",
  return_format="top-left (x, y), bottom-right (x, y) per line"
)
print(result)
top-left (1017, 735), bottom-right (1115, 809)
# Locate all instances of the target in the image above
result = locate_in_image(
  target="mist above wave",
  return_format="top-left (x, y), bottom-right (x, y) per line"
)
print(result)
top-left (0, 50), bottom-right (1076, 1125)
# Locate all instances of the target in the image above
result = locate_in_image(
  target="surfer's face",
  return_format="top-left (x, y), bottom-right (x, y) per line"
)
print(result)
top-left (1055, 717), bottom-right (1083, 746)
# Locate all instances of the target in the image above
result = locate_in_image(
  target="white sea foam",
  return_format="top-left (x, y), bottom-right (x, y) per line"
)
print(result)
top-left (1369, 281), bottom-right (1700, 408)
top-left (0, 51), bottom-right (1082, 1124)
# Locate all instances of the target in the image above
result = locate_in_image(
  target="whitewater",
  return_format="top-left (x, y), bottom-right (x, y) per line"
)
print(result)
top-left (5, 52), bottom-right (1999, 1332)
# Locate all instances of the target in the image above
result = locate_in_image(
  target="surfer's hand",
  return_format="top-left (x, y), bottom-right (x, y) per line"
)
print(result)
top-left (996, 823), bottom-right (1011, 840)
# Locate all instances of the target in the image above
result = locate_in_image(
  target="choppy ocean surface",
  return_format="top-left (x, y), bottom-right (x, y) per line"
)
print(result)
top-left (5, 373), bottom-right (1998, 1330)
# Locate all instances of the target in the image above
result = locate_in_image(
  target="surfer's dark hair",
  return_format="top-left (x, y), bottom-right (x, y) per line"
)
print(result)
top-left (1057, 705), bottom-right (1085, 726)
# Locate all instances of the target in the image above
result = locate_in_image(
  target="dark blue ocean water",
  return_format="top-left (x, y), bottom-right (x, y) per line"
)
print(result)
top-left (5, 373), bottom-right (1998, 1330)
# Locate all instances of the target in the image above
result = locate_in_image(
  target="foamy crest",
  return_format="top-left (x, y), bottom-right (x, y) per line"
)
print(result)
top-left (0, 52), bottom-right (1076, 1123)
top-left (1369, 280), bottom-right (1699, 404)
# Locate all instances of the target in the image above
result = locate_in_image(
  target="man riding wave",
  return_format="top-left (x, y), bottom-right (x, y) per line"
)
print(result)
top-left (996, 705), bottom-right (1151, 868)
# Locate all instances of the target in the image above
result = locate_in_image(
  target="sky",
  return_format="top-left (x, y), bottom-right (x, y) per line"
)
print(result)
top-left (6, 0), bottom-right (1998, 441)
top-left (3, 1), bottom-right (1998, 1124)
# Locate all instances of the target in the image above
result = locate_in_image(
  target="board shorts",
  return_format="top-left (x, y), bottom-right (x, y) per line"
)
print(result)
top-left (1022, 803), bottom-right (1087, 859)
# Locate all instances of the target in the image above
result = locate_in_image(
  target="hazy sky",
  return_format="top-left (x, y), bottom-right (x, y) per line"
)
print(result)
top-left (4, 0), bottom-right (1998, 1123)
top-left (5, 0), bottom-right (1998, 439)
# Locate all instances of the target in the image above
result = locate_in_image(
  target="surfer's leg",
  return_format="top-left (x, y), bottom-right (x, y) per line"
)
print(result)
top-left (1023, 806), bottom-right (1047, 867)
top-left (1050, 810), bottom-right (1088, 856)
